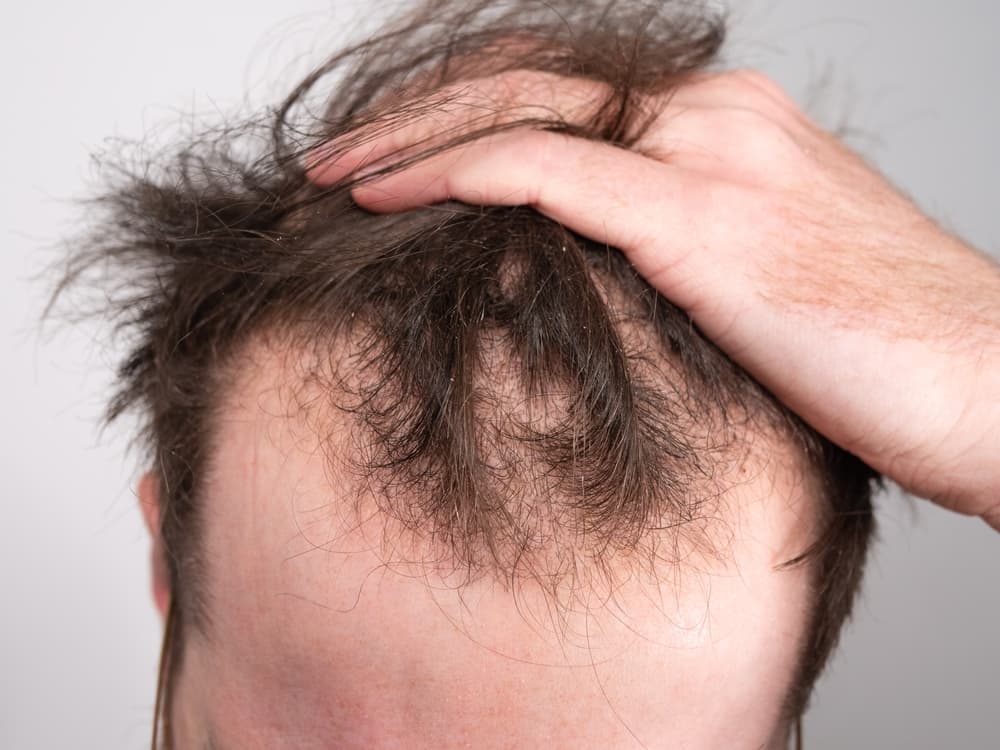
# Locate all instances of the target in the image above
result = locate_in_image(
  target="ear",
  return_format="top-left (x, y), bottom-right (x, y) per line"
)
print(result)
top-left (137, 471), bottom-right (171, 620)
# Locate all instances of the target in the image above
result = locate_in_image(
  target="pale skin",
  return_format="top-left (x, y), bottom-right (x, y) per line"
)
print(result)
top-left (141, 341), bottom-right (822, 749)
top-left (308, 68), bottom-right (1000, 530)
top-left (138, 69), bottom-right (1000, 748)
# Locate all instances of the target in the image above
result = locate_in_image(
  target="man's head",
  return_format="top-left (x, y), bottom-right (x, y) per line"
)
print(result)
top-left (59, 1), bottom-right (878, 747)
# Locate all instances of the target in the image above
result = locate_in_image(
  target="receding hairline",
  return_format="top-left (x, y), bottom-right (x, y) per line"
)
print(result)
top-left (199, 312), bottom-right (825, 600)
top-left (181, 326), bottom-right (822, 749)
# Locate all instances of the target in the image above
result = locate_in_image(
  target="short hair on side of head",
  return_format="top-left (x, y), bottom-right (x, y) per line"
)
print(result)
top-left (51, 1), bottom-right (880, 746)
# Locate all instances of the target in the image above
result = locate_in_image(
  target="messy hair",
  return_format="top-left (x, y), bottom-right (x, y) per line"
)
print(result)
top-left (55, 0), bottom-right (878, 746)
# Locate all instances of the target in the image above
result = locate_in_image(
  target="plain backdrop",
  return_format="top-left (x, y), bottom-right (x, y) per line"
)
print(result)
top-left (2, 1), bottom-right (997, 748)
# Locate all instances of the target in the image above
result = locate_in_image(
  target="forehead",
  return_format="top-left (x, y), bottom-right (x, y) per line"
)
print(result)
top-left (180, 343), bottom-right (817, 749)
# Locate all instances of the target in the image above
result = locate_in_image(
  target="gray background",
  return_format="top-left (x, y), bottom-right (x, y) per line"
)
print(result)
top-left (2, 1), bottom-right (997, 748)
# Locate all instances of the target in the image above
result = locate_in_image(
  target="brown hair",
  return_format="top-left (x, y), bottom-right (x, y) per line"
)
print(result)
top-left (54, 1), bottom-right (878, 746)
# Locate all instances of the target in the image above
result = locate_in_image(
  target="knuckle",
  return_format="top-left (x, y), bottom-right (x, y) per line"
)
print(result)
top-left (490, 69), bottom-right (538, 102)
top-left (731, 68), bottom-right (786, 97)
top-left (731, 67), bottom-right (775, 89)
top-left (719, 108), bottom-right (802, 164)
top-left (520, 129), bottom-right (562, 179)
top-left (724, 68), bottom-right (796, 113)
top-left (489, 69), bottom-right (559, 107)
top-left (495, 70), bottom-right (605, 123)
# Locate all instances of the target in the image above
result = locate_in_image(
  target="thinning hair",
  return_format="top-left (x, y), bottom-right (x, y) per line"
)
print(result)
top-left (54, 1), bottom-right (879, 746)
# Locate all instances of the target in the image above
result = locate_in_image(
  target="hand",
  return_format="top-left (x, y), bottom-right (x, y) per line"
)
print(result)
top-left (308, 69), bottom-right (1000, 530)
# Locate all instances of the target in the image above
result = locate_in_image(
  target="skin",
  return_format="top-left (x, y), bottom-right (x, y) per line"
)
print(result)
top-left (138, 68), bottom-right (1000, 747)
top-left (141, 340), bottom-right (825, 750)
top-left (309, 68), bottom-right (1000, 530)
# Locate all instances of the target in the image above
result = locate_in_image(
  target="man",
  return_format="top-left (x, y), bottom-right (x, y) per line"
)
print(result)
top-left (59, 0), bottom-right (999, 748)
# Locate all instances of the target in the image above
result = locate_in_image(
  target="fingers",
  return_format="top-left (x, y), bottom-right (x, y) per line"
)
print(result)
top-left (306, 68), bottom-right (807, 187)
top-left (664, 69), bottom-right (804, 121)
top-left (348, 127), bottom-right (719, 303)
top-left (300, 66), bottom-right (797, 310)
top-left (306, 71), bottom-right (608, 186)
